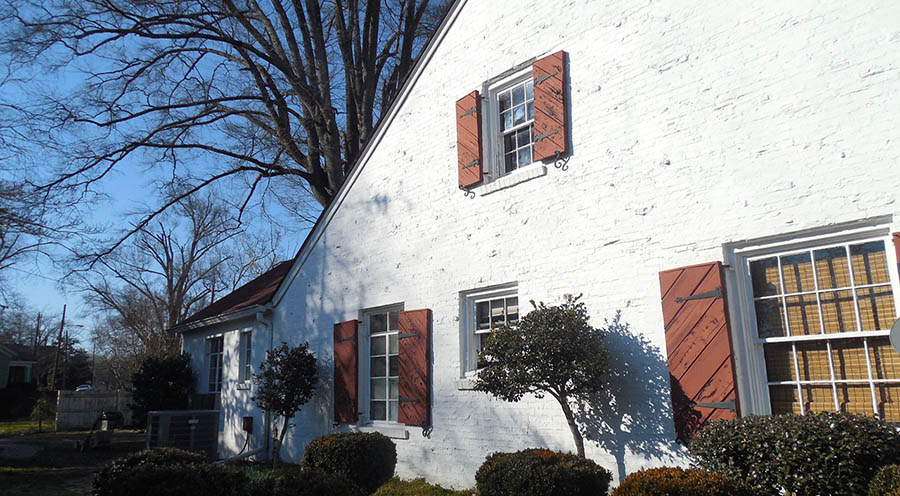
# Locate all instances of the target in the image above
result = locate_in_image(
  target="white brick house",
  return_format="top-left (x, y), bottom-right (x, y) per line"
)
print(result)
top-left (174, 0), bottom-right (900, 488)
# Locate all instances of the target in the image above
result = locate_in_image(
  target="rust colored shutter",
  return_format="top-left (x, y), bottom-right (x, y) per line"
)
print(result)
top-left (659, 262), bottom-right (739, 441)
top-left (333, 320), bottom-right (359, 424)
top-left (456, 91), bottom-right (483, 188)
top-left (893, 233), bottom-right (900, 271)
top-left (397, 309), bottom-right (432, 427)
top-left (532, 50), bottom-right (568, 161)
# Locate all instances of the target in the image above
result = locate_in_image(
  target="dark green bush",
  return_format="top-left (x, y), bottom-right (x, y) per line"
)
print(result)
top-left (272, 469), bottom-right (365, 496)
top-left (373, 477), bottom-right (473, 496)
top-left (611, 467), bottom-right (750, 496)
top-left (300, 432), bottom-right (396, 494)
top-left (92, 448), bottom-right (245, 496)
top-left (242, 463), bottom-right (303, 496)
top-left (870, 465), bottom-right (900, 496)
top-left (475, 448), bottom-right (612, 496)
top-left (690, 412), bottom-right (900, 496)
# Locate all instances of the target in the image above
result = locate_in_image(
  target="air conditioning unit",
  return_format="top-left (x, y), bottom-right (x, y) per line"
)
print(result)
top-left (146, 410), bottom-right (219, 461)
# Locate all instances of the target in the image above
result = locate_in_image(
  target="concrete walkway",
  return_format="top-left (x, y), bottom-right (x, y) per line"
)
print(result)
top-left (0, 439), bottom-right (40, 459)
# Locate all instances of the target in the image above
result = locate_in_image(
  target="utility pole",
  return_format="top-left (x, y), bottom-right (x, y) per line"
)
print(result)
top-left (32, 313), bottom-right (42, 356)
top-left (50, 304), bottom-right (66, 391)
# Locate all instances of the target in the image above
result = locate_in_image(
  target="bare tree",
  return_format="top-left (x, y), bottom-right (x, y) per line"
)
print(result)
top-left (0, 0), bottom-right (453, 258)
top-left (78, 192), bottom-right (283, 382)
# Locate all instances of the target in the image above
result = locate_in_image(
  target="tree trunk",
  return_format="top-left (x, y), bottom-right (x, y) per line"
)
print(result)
top-left (556, 394), bottom-right (585, 458)
top-left (272, 417), bottom-right (290, 467)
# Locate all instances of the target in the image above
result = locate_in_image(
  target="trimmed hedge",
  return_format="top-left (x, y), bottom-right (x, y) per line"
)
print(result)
top-left (871, 465), bottom-right (900, 496)
top-left (475, 448), bottom-right (612, 496)
top-left (373, 477), bottom-right (473, 496)
top-left (92, 448), bottom-right (245, 496)
top-left (272, 469), bottom-right (364, 496)
top-left (690, 412), bottom-right (900, 496)
top-left (301, 432), bottom-right (397, 494)
top-left (611, 467), bottom-right (750, 496)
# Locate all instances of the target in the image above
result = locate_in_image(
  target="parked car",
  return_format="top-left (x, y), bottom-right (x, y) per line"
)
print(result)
top-left (75, 384), bottom-right (93, 392)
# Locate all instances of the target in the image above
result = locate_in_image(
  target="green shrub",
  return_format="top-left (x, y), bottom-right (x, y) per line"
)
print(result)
top-left (475, 448), bottom-right (612, 496)
top-left (870, 465), bottom-right (900, 496)
top-left (373, 477), bottom-right (473, 496)
top-left (301, 432), bottom-right (397, 494)
top-left (92, 448), bottom-right (246, 496)
top-left (242, 463), bottom-right (303, 496)
top-left (690, 412), bottom-right (900, 496)
top-left (611, 467), bottom-right (750, 496)
top-left (272, 469), bottom-right (365, 496)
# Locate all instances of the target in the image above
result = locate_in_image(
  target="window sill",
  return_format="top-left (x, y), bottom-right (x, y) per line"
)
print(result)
top-left (474, 164), bottom-right (547, 196)
top-left (236, 382), bottom-right (251, 391)
top-left (353, 424), bottom-right (410, 440)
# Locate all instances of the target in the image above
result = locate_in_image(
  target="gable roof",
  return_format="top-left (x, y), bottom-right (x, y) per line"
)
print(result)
top-left (174, 260), bottom-right (293, 332)
top-left (0, 343), bottom-right (39, 362)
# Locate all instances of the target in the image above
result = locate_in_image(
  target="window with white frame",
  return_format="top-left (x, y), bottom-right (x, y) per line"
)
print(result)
top-left (206, 336), bottom-right (224, 393)
top-left (239, 331), bottom-right (252, 382)
top-left (484, 73), bottom-right (535, 181)
top-left (364, 308), bottom-right (400, 422)
top-left (738, 234), bottom-right (900, 420)
top-left (462, 285), bottom-right (519, 373)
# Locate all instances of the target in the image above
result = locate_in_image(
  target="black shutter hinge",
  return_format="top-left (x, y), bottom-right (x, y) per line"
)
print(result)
top-left (459, 105), bottom-right (477, 118)
top-left (675, 286), bottom-right (723, 303)
top-left (691, 399), bottom-right (736, 411)
top-left (398, 397), bottom-right (419, 403)
top-left (398, 332), bottom-right (419, 340)
top-left (337, 334), bottom-right (357, 343)
top-left (534, 130), bottom-right (560, 142)
top-left (534, 71), bottom-right (559, 85)
top-left (462, 158), bottom-right (479, 169)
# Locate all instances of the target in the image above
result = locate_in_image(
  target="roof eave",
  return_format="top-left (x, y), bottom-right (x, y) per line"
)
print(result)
top-left (171, 304), bottom-right (267, 334)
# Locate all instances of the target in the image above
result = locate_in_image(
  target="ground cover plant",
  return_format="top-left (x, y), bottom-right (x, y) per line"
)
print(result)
top-left (373, 477), bottom-right (473, 496)
top-left (475, 448), bottom-right (611, 496)
top-left (611, 466), bottom-right (750, 496)
top-left (690, 411), bottom-right (900, 496)
top-left (870, 465), bottom-right (900, 496)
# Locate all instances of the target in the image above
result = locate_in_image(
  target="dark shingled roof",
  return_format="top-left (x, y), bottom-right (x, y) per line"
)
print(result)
top-left (0, 343), bottom-right (40, 362)
top-left (179, 260), bottom-right (293, 327)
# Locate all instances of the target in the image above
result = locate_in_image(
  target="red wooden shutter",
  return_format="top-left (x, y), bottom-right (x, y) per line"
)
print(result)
top-left (456, 91), bottom-right (483, 188)
top-left (893, 233), bottom-right (900, 270)
top-left (397, 309), bottom-right (431, 427)
top-left (659, 262), bottom-right (739, 441)
top-left (532, 50), bottom-right (568, 161)
top-left (333, 320), bottom-right (359, 424)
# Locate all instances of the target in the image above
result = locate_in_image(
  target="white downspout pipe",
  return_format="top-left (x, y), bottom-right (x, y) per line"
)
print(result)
top-left (256, 305), bottom-right (274, 461)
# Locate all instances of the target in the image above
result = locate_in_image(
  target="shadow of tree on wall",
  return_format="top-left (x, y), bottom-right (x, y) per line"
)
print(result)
top-left (574, 312), bottom-right (681, 482)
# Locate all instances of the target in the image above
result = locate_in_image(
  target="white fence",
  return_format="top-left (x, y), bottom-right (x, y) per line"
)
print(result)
top-left (56, 390), bottom-right (133, 431)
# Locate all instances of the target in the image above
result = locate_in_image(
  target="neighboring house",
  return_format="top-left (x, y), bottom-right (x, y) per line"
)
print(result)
top-left (0, 343), bottom-right (37, 389)
top-left (172, 0), bottom-right (900, 488)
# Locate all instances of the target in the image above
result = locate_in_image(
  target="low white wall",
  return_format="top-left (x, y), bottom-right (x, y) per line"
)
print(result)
top-left (56, 390), bottom-right (133, 431)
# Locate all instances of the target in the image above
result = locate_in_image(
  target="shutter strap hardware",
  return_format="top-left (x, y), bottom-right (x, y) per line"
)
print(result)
top-left (691, 399), bottom-right (736, 411)
top-left (459, 105), bottom-right (477, 118)
top-left (458, 185), bottom-right (475, 199)
top-left (535, 130), bottom-right (560, 143)
top-left (398, 397), bottom-right (419, 403)
top-left (534, 71), bottom-right (559, 85)
top-left (398, 332), bottom-right (419, 340)
top-left (337, 334), bottom-right (357, 343)
top-left (675, 286), bottom-right (723, 303)
top-left (462, 158), bottom-right (479, 169)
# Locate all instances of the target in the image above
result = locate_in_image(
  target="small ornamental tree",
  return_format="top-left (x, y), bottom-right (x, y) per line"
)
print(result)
top-left (473, 295), bottom-right (609, 458)
top-left (253, 341), bottom-right (317, 466)
top-left (130, 353), bottom-right (195, 427)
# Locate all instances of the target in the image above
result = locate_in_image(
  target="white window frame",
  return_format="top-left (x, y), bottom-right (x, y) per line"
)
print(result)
top-left (726, 224), bottom-right (900, 416)
top-left (459, 283), bottom-right (518, 376)
top-left (239, 331), bottom-right (252, 383)
top-left (205, 335), bottom-right (224, 393)
top-left (472, 64), bottom-right (547, 196)
top-left (359, 304), bottom-right (404, 425)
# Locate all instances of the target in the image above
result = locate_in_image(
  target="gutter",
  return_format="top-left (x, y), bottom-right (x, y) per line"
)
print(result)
top-left (170, 305), bottom-right (266, 334)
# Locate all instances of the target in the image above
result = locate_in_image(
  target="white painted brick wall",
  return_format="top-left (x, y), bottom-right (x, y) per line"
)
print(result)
top-left (190, 0), bottom-right (900, 489)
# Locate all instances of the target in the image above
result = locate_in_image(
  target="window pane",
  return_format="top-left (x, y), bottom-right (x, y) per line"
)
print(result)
top-left (389, 378), bottom-right (398, 400)
top-left (525, 80), bottom-right (533, 101)
top-left (516, 127), bottom-right (530, 147)
top-left (517, 147), bottom-right (532, 167)
top-left (876, 385), bottom-right (900, 422)
top-left (371, 379), bottom-right (386, 399)
top-left (526, 101), bottom-right (534, 121)
top-left (371, 336), bottom-right (386, 356)
top-left (504, 152), bottom-right (516, 174)
top-left (491, 299), bottom-right (505, 327)
top-left (836, 384), bottom-right (873, 416)
top-left (503, 133), bottom-right (516, 153)
top-left (371, 401), bottom-right (386, 421)
top-left (764, 343), bottom-right (795, 382)
top-left (830, 339), bottom-right (869, 380)
top-left (371, 357), bottom-right (386, 377)
top-left (513, 105), bottom-right (526, 125)
top-left (512, 85), bottom-right (525, 106)
top-left (388, 356), bottom-right (398, 377)
top-left (502, 110), bottom-right (513, 131)
top-left (769, 385), bottom-right (802, 414)
top-left (851, 241), bottom-right (890, 285)
top-left (389, 334), bottom-right (398, 354)
top-left (389, 401), bottom-right (398, 422)
top-left (371, 314), bottom-right (386, 334)
top-left (815, 247), bottom-right (851, 289)
top-left (476, 301), bottom-right (491, 330)
top-left (755, 298), bottom-right (786, 338)
top-left (785, 295), bottom-right (821, 335)
top-left (821, 290), bottom-right (858, 333)
top-left (796, 341), bottom-right (831, 381)
top-left (802, 385), bottom-right (834, 412)
top-left (781, 252), bottom-right (814, 293)
top-left (750, 257), bottom-right (781, 297)
top-left (389, 311), bottom-right (398, 330)
top-left (499, 91), bottom-right (511, 112)
top-left (857, 286), bottom-right (895, 331)
top-left (869, 337), bottom-right (900, 380)
top-left (506, 297), bottom-right (519, 323)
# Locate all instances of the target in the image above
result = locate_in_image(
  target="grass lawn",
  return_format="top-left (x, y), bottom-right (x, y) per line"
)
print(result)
top-left (0, 420), bottom-right (56, 437)
top-left (0, 423), bottom-right (145, 496)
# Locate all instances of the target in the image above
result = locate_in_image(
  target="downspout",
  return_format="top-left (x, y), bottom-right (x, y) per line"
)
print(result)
top-left (256, 304), bottom-right (274, 461)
